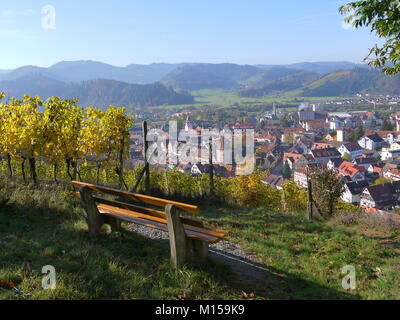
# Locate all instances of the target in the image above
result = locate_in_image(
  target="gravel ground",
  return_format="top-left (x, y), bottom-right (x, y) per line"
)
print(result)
top-left (126, 224), bottom-right (268, 282)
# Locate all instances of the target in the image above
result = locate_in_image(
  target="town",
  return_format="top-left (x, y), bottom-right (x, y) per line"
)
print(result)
top-left (128, 102), bottom-right (400, 216)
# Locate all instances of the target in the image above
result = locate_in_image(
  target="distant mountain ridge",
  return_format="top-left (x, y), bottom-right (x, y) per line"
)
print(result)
top-left (0, 60), bottom-right (363, 85)
top-left (0, 60), bottom-right (393, 104)
top-left (0, 61), bottom-right (194, 84)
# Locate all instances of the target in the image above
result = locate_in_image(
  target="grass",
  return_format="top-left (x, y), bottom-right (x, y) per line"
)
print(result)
top-left (138, 89), bottom-right (353, 111)
top-left (0, 180), bottom-right (399, 300)
top-left (201, 206), bottom-right (400, 299)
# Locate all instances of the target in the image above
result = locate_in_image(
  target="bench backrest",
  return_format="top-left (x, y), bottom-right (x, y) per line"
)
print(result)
top-left (71, 181), bottom-right (200, 215)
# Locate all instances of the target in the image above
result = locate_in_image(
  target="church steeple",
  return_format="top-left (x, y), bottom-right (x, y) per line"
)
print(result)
top-left (185, 114), bottom-right (193, 132)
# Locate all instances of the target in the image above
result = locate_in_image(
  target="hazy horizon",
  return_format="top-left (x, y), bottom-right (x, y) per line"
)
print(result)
top-left (0, 59), bottom-right (367, 71)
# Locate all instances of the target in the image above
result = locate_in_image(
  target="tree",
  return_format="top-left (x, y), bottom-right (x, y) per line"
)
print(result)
top-left (352, 124), bottom-right (365, 142)
top-left (279, 113), bottom-right (291, 127)
top-left (340, 1), bottom-right (400, 75)
top-left (342, 153), bottom-right (353, 162)
top-left (282, 161), bottom-right (292, 179)
top-left (282, 181), bottom-right (307, 214)
top-left (374, 176), bottom-right (393, 185)
top-left (381, 118), bottom-right (394, 131)
top-left (309, 166), bottom-right (345, 218)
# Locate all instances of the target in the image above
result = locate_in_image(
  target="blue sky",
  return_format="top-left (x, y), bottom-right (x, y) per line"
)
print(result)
top-left (0, 0), bottom-right (381, 69)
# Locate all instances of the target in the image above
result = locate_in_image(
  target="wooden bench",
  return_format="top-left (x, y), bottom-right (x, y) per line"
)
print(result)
top-left (72, 181), bottom-right (229, 268)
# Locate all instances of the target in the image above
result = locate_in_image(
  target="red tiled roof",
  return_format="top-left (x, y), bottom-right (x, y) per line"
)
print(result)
top-left (338, 161), bottom-right (364, 178)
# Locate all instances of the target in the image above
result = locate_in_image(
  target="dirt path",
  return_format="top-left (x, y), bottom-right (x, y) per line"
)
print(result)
top-left (126, 224), bottom-right (271, 285)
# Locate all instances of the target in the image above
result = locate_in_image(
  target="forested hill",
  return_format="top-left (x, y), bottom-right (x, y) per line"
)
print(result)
top-left (74, 79), bottom-right (194, 107)
top-left (240, 68), bottom-right (400, 97)
top-left (0, 75), bottom-right (194, 108)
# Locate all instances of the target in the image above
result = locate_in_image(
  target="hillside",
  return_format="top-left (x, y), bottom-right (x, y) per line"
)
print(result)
top-left (0, 179), bottom-right (398, 300)
top-left (240, 67), bottom-right (400, 97)
top-left (256, 61), bottom-right (364, 74)
top-left (298, 68), bottom-right (394, 97)
top-left (162, 63), bottom-right (264, 90)
top-left (74, 79), bottom-right (194, 107)
top-left (240, 71), bottom-right (320, 97)
top-left (1, 60), bottom-right (398, 100)
top-left (0, 75), bottom-right (194, 108)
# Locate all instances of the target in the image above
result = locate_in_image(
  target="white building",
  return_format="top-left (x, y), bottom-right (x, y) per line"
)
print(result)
top-left (341, 181), bottom-right (369, 204)
top-left (380, 149), bottom-right (400, 161)
top-left (358, 134), bottom-right (384, 150)
top-left (338, 143), bottom-right (364, 159)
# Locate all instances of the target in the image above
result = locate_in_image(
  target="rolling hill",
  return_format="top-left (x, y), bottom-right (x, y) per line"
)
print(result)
top-left (256, 61), bottom-right (364, 74)
top-left (240, 68), bottom-right (400, 97)
top-left (295, 68), bottom-right (398, 97)
top-left (239, 71), bottom-right (321, 97)
top-left (161, 63), bottom-right (264, 90)
top-left (0, 60), bottom-right (396, 103)
top-left (0, 74), bottom-right (194, 108)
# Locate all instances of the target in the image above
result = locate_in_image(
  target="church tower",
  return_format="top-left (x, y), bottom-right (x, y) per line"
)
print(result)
top-left (184, 114), bottom-right (193, 132)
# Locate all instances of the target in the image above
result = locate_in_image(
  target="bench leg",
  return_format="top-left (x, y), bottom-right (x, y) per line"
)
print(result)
top-left (165, 204), bottom-right (188, 269)
top-left (104, 216), bottom-right (122, 232)
top-left (191, 239), bottom-right (209, 266)
top-left (79, 186), bottom-right (103, 238)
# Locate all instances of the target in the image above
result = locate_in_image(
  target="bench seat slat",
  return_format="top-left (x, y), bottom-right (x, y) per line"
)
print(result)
top-left (93, 196), bottom-right (205, 229)
top-left (72, 181), bottom-right (199, 215)
top-left (97, 204), bottom-right (227, 241)
top-left (98, 207), bottom-right (221, 244)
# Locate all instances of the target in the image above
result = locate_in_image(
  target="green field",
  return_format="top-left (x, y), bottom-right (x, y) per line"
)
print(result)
top-left (135, 89), bottom-right (354, 113)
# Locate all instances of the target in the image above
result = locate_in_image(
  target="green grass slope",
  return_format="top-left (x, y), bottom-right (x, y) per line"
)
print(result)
top-left (0, 181), bottom-right (398, 300)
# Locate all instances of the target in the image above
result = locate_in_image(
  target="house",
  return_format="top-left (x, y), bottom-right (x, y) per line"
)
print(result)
top-left (304, 121), bottom-right (330, 132)
top-left (358, 134), bottom-right (384, 150)
top-left (294, 167), bottom-right (308, 189)
top-left (283, 152), bottom-right (314, 170)
top-left (338, 142), bottom-right (364, 159)
top-left (338, 161), bottom-right (365, 182)
top-left (367, 164), bottom-right (383, 176)
top-left (341, 180), bottom-right (369, 204)
top-left (360, 182), bottom-right (400, 209)
top-left (353, 157), bottom-right (376, 170)
top-left (329, 118), bottom-right (344, 130)
top-left (262, 174), bottom-right (287, 190)
top-left (380, 149), bottom-right (400, 161)
top-left (294, 137), bottom-right (314, 154)
top-left (324, 133), bottom-right (336, 141)
top-left (385, 168), bottom-right (400, 181)
top-left (311, 147), bottom-right (341, 166)
top-left (185, 163), bottom-right (232, 178)
top-left (298, 110), bottom-right (327, 123)
top-left (327, 158), bottom-right (344, 170)
top-left (390, 142), bottom-right (400, 150)
top-left (312, 142), bottom-right (333, 150)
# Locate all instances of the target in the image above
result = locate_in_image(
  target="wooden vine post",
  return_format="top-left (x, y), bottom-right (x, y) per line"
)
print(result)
top-left (307, 167), bottom-right (313, 220)
top-left (142, 121), bottom-right (150, 195)
top-left (209, 137), bottom-right (215, 194)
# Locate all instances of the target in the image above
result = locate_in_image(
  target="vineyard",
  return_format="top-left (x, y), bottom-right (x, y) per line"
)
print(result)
top-left (0, 93), bottom-right (358, 215)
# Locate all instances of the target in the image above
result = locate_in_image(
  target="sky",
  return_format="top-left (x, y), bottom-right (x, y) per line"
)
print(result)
top-left (0, 0), bottom-right (382, 69)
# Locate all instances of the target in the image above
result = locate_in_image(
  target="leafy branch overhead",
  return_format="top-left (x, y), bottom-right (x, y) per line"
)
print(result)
top-left (340, 0), bottom-right (400, 75)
